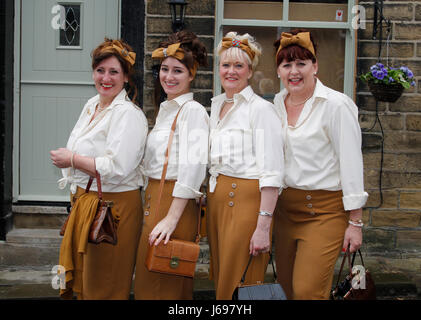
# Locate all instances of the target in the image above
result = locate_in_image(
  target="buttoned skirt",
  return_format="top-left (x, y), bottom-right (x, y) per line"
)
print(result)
top-left (134, 178), bottom-right (199, 300)
top-left (274, 187), bottom-right (349, 299)
top-left (207, 174), bottom-right (271, 300)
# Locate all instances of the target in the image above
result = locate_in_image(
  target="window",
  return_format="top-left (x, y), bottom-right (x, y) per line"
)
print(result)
top-left (215, 0), bottom-right (357, 99)
top-left (57, 3), bottom-right (82, 48)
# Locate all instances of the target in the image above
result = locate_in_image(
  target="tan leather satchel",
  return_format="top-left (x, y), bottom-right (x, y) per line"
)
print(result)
top-left (60, 170), bottom-right (118, 245)
top-left (145, 103), bottom-right (202, 278)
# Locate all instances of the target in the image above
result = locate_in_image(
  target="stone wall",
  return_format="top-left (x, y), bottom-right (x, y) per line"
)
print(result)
top-left (358, 1), bottom-right (421, 256)
top-left (143, 0), bottom-right (215, 125)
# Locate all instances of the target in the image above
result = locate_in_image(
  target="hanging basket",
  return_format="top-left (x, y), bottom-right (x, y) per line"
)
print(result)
top-left (368, 81), bottom-right (404, 102)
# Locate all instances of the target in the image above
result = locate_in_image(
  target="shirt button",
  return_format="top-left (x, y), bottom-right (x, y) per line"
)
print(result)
top-left (144, 210), bottom-right (150, 216)
top-left (232, 183), bottom-right (237, 189)
top-left (228, 201), bottom-right (234, 207)
top-left (229, 191), bottom-right (235, 198)
top-left (307, 203), bottom-right (313, 209)
top-left (306, 195), bottom-right (312, 200)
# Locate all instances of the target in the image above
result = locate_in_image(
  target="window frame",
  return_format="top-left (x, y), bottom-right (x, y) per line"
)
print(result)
top-left (214, 0), bottom-right (357, 99)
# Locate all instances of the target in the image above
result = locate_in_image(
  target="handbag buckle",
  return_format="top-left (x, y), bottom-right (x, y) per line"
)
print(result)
top-left (103, 200), bottom-right (114, 208)
top-left (170, 256), bottom-right (179, 269)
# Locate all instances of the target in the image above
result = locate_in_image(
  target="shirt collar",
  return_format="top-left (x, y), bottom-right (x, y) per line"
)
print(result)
top-left (161, 92), bottom-right (194, 109)
top-left (276, 78), bottom-right (327, 102)
top-left (88, 89), bottom-right (130, 114)
top-left (211, 85), bottom-right (254, 104)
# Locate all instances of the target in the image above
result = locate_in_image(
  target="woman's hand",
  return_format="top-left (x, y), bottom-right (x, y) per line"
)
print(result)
top-left (343, 208), bottom-right (363, 253)
top-left (249, 215), bottom-right (271, 256)
top-left (149, 215), bottom-right (179, 246)
top-left (50, 148), bottom-right (72, 168)
top-left (149, 197), bottom-right (189, 246)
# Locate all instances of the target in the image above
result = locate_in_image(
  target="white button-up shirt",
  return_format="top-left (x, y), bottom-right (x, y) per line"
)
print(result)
top-left (142, 92), bottom-right (209, 199)
top-left (209, 86), bottom-right (284, 193)
top-left (273, 79), bottom-right (368, 211)
top-left (58, 89), bottom-right (148, 194)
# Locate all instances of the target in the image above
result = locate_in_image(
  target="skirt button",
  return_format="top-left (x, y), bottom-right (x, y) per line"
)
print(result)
top-left (306, 195), bottom-right (312, 200)
top-left (231, 183), bottom-right (237, 189)
top-left (144, 210), bottom-right (150, 216)
top-left (229, 191), bottom-right (235, 198)
top-left (228, 201), bottom-right (234, 207)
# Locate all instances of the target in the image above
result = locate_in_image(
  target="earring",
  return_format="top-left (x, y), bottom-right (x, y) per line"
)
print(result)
top-left (277, 74), bottom-right (280, 79)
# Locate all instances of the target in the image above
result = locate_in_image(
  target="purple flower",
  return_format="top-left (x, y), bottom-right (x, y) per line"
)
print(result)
top-left (411, 81), bottom-right (416, 86)
top-left (389, 77), bottom-right (395, 82)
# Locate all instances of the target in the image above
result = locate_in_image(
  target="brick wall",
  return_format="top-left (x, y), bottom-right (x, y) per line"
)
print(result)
top-left (358, 1), bottom-right (421, 255)
top-left (143, 0), bottom-right (215, 125)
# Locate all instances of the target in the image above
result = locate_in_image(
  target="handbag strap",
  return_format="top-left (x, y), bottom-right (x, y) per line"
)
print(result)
top-left (334, 246), bottom-right (364, 288)
top-left (155, 101), bottom-right (202, 244)
top-left (239, 252), bottom-right (276, 285)
top-left (85, 160), bottom-right (103, 201)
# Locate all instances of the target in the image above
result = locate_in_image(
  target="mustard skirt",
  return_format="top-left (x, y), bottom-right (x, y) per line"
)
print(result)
top-left (134, 179), bottom-right (199, 300)
top-left (72, 186), bottom-right (143, 300)
top-left (274, 187), bottom-right (349, 300)
top-left (207, 174), bottom-right (271, 300)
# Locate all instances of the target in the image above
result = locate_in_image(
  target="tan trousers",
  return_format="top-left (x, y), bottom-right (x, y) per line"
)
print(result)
top-left (134, 179), bottom-right (198, 300)
top-left (274, 188), bottom-right (349, 300)
top-left (207, 175), bottom-right (271, 300)
top-left (74, 186), bottom-right (143, 300)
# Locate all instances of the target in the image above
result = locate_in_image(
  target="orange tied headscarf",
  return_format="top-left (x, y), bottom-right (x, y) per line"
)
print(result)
top-left (103, 40), bottom-right (136, 66)
top-left (276, 32), bottom-right (316, 57)
top-left (151, 42), bottom-right (198, 77)
top-left (221, 37), bottom-right (255, 61)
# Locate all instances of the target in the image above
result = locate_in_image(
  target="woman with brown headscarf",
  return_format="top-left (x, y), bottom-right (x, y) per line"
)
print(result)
top-left (50, 38), bottom-right (148, 299)
top-left (133, 30), bottom-right (209, 300)
top-left (273, 29), bottom-right (368, 300)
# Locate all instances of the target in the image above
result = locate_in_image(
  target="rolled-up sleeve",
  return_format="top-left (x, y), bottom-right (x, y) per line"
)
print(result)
top-left (252, 103), bottom-right (285, 191)
top-left (330, 98), bottom-right (368, 211)
top-left (95, 105), bottom-right (148, 184)
top-left (172, 105), bottom-right (209, 199)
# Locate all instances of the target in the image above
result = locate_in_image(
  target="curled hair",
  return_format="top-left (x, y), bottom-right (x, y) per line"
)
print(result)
top-left (274, 29), bottom-right (317, 67)
top-left (216, 32), bottom-right (262, 70)
top-left (153, 30), bottom-right (208, 118)
top-left (91, 38), bottom-right (138, 104)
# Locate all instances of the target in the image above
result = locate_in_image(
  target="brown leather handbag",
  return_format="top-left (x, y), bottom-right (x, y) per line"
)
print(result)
top-left (60, 170), bottom-right (118, 245)
top-left (145, 103), bottom-right (202, 278)
top-left (331, 248), bottom-right (376, 300)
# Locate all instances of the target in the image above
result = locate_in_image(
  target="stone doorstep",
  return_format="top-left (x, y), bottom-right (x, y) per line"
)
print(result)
top-left (6, 228), bottom-right (62, 246)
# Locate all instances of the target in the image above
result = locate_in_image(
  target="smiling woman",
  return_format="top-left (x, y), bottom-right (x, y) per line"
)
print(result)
top-left (49, 38), bottom-right (148, 300)
top-left (207, 32), bottom-right (284, 300)
top-left (134, 30), bottom-right (209, 300)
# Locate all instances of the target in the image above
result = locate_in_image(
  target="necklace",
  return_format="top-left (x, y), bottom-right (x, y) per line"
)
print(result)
top-left (96, 104), bottom-right (107, 113)
top-left (224, 97), bottom-right (234, 103)
top-left (287, 94), bottom-right (312, 107)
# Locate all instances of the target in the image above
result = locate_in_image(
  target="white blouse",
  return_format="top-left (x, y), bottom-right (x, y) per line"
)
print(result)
top-left (209, 86), bottom-right (284, 193)
top-left (142, 92), bottom-right (209, 199)
top-left (273, 79), bottom-right (368, 211)
top-left (58, 89), bottom-right (148, 194)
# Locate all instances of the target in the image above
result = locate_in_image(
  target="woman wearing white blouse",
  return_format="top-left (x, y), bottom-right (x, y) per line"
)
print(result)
top-left (133, 31), bottom-right (209, 300)
top-left (50, 38), bottom-right (148, 299)
top-left (272, 29), bottom-right (368, 300)
top-left (207, 32), bottom-right (284, 300)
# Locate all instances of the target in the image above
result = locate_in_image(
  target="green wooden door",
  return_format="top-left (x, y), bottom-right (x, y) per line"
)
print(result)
top-left (19, 0), bottom-right (120, 201)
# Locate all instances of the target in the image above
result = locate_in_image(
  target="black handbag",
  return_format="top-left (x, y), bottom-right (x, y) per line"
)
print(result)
top-left (233, 253), bottom-right (287, 300)
top-left (331, 248), bottom-right (376, 300)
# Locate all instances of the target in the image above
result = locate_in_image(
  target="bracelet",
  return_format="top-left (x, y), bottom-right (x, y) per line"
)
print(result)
top-left (348, 219), bottom-right (364, 227)
top-left (258, 211), bottom-right (273, 217)
top-left (70, 152), bottom-right (75, 169)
